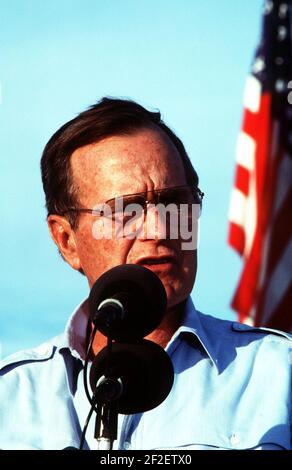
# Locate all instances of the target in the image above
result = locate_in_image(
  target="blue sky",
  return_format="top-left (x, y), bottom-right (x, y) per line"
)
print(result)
top-left (0, 0), bottom-right (262, 357)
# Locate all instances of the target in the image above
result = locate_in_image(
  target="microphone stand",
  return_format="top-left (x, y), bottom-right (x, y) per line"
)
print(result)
top-left (94, 399), bottom-right (118, 450)
top-left (93, 334), bottom-right (122, 450)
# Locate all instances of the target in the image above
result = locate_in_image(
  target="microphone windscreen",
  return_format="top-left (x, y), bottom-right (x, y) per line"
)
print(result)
top-left (89, 264), bottom-right (167, 341)
top-left (90, 340), bottom-right (174, 414)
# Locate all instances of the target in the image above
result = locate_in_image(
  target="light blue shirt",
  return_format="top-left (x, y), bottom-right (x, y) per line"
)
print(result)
top-left (0, 298), bottom-right (291, 450)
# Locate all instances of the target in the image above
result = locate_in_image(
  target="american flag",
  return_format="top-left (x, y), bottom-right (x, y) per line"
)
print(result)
top-left (228, 0), bottom-right (292, 331)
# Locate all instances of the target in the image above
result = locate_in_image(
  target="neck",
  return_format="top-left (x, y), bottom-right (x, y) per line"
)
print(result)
top-left (90, 300), bottom-right (186, 356)
top-left (144, 300), bottom-right (186, 348)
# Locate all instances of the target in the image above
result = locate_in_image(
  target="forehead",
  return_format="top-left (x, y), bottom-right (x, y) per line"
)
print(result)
top-left (70, 127), bottom-right (187, 202)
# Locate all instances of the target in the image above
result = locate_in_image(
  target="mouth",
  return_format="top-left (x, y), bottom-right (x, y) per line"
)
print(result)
top-left (135, 256), bottom-right (177, 269)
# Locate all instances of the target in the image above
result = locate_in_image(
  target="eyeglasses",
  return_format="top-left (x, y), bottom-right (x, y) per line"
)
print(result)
top-left (62, 185), bottom-right (204, 219)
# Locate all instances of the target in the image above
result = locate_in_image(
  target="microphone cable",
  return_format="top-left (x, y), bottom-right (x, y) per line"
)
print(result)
top-left (83, 324), bottom-right (98, 408)
top-left (79, 401), bottom-right (97, 450)
top-left (79, 324), bottom-right (98, 450)
top-left (80, 324), bottom-right (115, 450)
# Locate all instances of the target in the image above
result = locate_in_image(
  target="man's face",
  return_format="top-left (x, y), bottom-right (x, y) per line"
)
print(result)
top-left (69, 126), bottom-right (197, 310)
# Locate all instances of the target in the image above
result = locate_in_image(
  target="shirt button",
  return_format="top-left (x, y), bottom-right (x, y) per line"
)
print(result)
top-left (229, 434), bottom-right (240, 447)
top-left (123, 441), bottom-right (131, 450)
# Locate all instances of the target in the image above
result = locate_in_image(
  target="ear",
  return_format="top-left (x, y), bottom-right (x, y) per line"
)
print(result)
top-left (47, 214), bottom-right (81, 271)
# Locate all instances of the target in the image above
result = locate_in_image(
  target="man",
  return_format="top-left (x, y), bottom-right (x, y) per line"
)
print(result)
top-left (0, 98), bottom-right (291, 450)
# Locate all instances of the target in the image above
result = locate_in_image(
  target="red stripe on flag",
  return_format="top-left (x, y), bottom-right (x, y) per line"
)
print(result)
top-left (235, 165), bottom-right (250, 196)
top-left (228, 222), bottom-right (245, 256)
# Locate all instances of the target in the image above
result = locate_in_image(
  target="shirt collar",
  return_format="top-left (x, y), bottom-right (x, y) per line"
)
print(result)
top-left (63, 296), bottom-right (218, 370)
top-left (167, 297), bottom-right (218, 370)
top-left (63, 298), bottom-right (90, 361)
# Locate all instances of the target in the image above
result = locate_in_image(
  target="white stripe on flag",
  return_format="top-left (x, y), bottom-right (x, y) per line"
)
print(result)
top-left (228, 188), bottom-right (247, 226)
top-left (243, 75), bottom-right (261, 113)
top-left (236, 132), bottom-right (256, 171)
top-left (228, 183), bottom-right (257, 258)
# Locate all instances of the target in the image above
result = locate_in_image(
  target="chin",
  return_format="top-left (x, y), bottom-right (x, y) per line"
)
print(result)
top-left (163, 283), bottom-right (190, 312)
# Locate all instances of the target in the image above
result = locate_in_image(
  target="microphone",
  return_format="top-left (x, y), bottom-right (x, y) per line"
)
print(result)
top-left (90, 340), bottom-right (174, 414)
top-left (89, 264), bottom-right (167, 341)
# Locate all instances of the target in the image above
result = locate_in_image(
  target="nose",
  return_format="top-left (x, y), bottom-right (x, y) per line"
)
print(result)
top-left (138, 203), bottom-right (168, 241)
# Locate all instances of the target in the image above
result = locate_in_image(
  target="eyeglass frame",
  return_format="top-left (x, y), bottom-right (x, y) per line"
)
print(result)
top-left (61, 185), bottom-right (204, 218)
